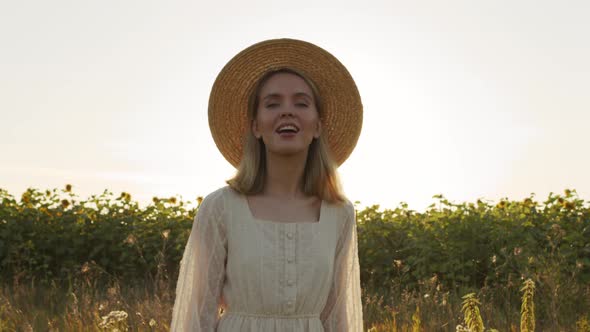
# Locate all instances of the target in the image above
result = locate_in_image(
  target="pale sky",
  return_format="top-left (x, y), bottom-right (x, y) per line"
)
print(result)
top-left (1, 0), bottom-right (589, 212)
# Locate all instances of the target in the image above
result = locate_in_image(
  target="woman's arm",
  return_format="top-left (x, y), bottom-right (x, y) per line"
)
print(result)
top-left (170, 190), bottom-right (227, 332)
top-left (320, 202), bottom-right (364, 332)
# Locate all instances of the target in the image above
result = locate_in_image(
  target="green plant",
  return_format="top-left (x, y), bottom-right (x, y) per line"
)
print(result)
top-left (520, 278), bottom-right (535, 332)
top-left (411, 305), bottom-right (421, 332)
top-left (461, 292), bottom-right (484, 332)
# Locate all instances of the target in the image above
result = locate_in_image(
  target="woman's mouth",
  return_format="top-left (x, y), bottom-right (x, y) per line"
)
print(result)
top-left (277, 131), bottom-right (297, 138)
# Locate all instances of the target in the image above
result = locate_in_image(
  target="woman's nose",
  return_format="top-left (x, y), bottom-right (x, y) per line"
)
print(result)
top-left (280, 109), bottom-right (294, 117)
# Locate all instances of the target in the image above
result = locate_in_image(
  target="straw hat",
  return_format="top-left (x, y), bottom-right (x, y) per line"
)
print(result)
top-left (208, 38), bottom-right (363, 168)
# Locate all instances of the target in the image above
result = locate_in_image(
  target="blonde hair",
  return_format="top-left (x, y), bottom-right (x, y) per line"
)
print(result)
top-left (226, 67), bottom-right (347, 204)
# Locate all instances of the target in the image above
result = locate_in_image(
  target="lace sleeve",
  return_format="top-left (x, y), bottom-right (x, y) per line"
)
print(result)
top-left (170, 190), bottom-right (227, 332)
top-left (320, 201), bottom-right (364, 332)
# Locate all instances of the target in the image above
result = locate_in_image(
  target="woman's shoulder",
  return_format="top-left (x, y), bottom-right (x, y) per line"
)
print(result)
top-left (325, 196), bottom-right (355, 223)
top-left (195, 186), bottom-right (238, 225)
top-left (199, 185), bottom-right (240, 207)
top-left (342, 198), bottom-right (356, 222)
top-left (197, 185), bottom-right (225, 209)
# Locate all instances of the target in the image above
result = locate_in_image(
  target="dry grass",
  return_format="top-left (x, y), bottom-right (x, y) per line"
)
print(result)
top-left (0, 276), bottom-right (589, 331)
top-left (0, 275), bottom-right (174, 331)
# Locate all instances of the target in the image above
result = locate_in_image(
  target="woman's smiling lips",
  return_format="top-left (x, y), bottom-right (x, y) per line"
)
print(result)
top-left (277, 131), bottom-right (298, 138)
top-left (275, 122), bottom-right (300, 139)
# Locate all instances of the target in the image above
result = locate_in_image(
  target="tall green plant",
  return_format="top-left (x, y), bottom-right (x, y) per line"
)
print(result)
top-left (461, 292), bottom-right (484, 332)
top-left (411, 305), bottom-right (421, 332)
top-left (520, 278), bottom-right (535, 332)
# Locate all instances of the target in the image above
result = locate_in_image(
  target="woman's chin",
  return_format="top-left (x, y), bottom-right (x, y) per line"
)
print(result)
top-left (268, 146), bottom-right (309, 158)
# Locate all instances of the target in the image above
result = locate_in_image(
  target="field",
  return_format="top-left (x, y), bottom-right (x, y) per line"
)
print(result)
top-left (0, 186), bottom-right (589, 331)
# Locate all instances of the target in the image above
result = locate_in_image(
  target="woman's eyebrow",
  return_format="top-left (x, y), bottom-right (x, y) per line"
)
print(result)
top-left (263, 92), bottom-right (312, 100)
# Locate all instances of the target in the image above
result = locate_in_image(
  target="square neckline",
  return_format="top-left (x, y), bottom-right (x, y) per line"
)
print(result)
top-left (239, 193), bottom-right (323, 225)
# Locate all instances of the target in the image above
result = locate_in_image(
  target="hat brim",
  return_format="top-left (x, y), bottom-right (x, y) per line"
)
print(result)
top-left (208, 38), bottom-right (363, 168)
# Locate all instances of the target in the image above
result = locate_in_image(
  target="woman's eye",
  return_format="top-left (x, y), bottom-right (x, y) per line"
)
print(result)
top-left (265, 103), bottom-right (308, 108)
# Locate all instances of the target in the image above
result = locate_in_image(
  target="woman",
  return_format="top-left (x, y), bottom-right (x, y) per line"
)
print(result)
top-left (170, 38), bottom-right (364, 332)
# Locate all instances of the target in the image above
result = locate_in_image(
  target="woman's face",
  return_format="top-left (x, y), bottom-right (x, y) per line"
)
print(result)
top-left (252, 72), bottom-right (321, 158)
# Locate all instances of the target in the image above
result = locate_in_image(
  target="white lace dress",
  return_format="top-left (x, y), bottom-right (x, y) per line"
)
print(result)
top-left (169, 186), bottom-right (363, 332)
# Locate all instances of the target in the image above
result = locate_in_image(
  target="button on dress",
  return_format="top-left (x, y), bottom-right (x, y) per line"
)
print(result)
top-left (170, 186), bottom-right (363, 332)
